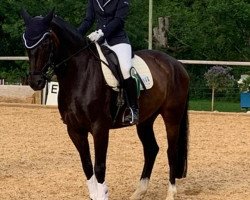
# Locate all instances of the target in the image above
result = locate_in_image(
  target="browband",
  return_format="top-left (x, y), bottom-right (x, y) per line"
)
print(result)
top-left (23, 31), bottom-right (51, 49)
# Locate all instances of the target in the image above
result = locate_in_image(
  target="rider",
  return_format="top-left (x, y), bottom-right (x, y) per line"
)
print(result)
top-left (78, 0), bottom-right (139, 125)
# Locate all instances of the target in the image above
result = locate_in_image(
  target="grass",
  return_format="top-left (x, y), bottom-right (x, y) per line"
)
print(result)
top-left (189, 99), bottom-right (248, 112)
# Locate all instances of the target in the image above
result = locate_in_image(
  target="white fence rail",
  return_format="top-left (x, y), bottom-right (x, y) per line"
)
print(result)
top-left (0, 56), bottom-right (250, 66)
top-left (0, 57), bottom-right (28, 61)
top-left (179, 60), bottom-right (250, 66)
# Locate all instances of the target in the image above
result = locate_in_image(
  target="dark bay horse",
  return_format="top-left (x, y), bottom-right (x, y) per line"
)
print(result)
top-left (21, 10), bottom-right (189, 200)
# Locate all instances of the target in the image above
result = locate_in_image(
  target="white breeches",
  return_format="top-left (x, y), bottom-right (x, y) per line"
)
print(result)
top-left (103, 42), bottom-right (132, 79)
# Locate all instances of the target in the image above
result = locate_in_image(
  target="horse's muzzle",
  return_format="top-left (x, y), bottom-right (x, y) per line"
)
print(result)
top-left (28, 74), bottom-right (46, 91)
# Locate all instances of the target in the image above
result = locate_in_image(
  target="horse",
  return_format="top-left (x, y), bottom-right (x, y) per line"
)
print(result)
top-left (21, 9), bottom-right (190, 200)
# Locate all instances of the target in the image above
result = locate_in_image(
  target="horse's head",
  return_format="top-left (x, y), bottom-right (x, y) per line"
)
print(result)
top-left (21, 9), bottom-right (56, 90)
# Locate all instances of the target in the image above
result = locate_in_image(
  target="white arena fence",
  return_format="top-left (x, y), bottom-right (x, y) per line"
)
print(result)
top-left (1, 56), bottom-right (250, 65)
top-left (1, 57), bottom-right (250, 105)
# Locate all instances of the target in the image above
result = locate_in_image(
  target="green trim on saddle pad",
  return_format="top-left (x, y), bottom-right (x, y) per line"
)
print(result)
top-left (130, 67), bottom-right (141, 97)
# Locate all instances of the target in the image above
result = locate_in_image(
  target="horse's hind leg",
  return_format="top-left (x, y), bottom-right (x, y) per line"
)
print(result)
top-left (164, 119), bottom-right (179, 200)
top-left (130, 114), bottom-right (159, 200)
top-left (162, 105), bottom-right (189, 200)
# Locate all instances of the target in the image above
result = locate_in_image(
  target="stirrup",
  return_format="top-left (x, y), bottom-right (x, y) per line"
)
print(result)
top-left (122, 107), bottom-right (138, 125)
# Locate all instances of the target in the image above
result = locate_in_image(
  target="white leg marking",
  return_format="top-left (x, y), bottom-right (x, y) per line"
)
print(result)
top-left (86, 175), bottom-right (98, 200)
top-left (97, 181), bottom-right (108, 200)
top-left (130, 178), bottom-right (149, 200)
top-left (166, 181), bottom-right (177, 200)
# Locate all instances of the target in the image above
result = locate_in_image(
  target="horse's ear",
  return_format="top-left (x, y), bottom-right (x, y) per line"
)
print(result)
top-left (20, 8), bottom-right (32, 26)
top-left (43, 8), bottom-right (55, 25)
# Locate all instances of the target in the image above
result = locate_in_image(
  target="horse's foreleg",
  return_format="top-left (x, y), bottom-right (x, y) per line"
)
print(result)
top-left (130, 117), bottom-right (159, 200)
top-left (67, 126), bottom-right (96, 199)
top-left (93, 126), bottom-right (109, 200)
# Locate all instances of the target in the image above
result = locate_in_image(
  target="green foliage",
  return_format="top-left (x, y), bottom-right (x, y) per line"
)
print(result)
top-left (157, 0), bottom-right (250, 60)
top-left (0, 0), bottom-right (249, 86)
top-left (189, 99), bottom-right (243, 112)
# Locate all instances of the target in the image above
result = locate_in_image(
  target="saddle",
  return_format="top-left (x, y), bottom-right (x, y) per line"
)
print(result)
top-left (94, 42), bottom-right (153, 91)
top-left (100, 45), bottom-right (124, 84)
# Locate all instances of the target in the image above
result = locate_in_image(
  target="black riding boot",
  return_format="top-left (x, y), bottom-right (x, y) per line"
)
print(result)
top-left (123, 77), bottom-right (139, 125)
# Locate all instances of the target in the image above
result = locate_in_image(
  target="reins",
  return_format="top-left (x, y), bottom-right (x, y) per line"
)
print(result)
top-left (43, 34), bottom-right (110, 80)
top-left (48, 40), bottom-right (91, 74)
top-left (88, 46), bottom-right (109, 68)
top-left (42, 33), bottom-right (93, 80)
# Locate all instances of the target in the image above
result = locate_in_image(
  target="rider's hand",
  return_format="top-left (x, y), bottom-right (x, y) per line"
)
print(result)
top-left (87, 29), bottom-right (104, 42)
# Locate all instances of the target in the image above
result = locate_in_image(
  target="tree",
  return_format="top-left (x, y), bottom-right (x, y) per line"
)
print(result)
top-left (204, 66), bottom-right (235, 111)
top-left (152, 0), bottom-right (250, 61)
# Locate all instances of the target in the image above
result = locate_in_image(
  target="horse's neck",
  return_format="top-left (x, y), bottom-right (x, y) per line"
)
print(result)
top-left (55, 46), bottom-right (103, 96)
top-left (52, 25), bottom-right (91, 80)
top-left (50, 19), bottom-right (106, 104)
top-left (51, 20), bottom-right (85, 56)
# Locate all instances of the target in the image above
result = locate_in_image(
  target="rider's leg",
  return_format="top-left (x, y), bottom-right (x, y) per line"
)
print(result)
top-left (105, 43), bottom-right (139, 125)
top-left (123, 76), bottom-right (139, 125)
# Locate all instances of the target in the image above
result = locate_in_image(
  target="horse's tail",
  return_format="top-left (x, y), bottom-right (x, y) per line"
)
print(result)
top-left (175, 95), bottom-right (189, 179)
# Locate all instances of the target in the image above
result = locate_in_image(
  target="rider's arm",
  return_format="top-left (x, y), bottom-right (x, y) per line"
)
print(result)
top-left (78, 0), bottom-right (95, 35)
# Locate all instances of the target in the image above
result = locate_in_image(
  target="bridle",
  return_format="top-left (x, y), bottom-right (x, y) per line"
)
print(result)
top-left (23, 30), bottom-right (57, 80)
top-left (23, 30), bottom-right (92, 81)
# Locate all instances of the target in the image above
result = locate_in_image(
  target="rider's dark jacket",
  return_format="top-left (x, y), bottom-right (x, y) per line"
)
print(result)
top-left (78, 0), bottom-right (130, 46)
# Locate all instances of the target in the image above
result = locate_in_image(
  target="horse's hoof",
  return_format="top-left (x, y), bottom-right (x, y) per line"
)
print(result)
top-left (165, 196), bottom-right (175, 200)
top-left (130, 178), bottom-right (149, 200)
top-left (165, 182), bottom-right (177, 200)
top-left (130, 193), bottom-right (144, 200)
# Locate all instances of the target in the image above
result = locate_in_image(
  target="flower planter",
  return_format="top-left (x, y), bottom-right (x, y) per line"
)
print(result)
top-left (240, 92), bottom-right (250, 109)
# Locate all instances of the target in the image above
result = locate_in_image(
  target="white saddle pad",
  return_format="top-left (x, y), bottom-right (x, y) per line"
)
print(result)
top-left (95, 42), bottom-right (153, 91)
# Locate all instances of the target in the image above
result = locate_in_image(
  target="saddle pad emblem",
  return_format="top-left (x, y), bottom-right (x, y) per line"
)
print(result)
top-left (95, 42), bottom-right (154, 91)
